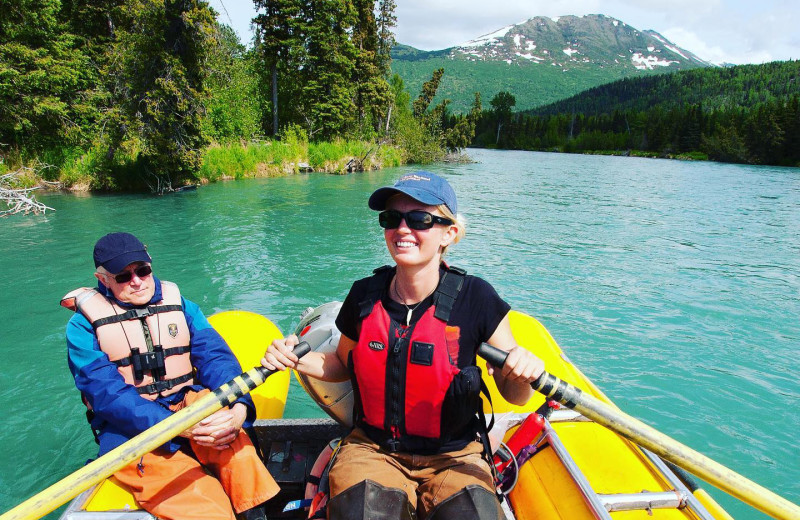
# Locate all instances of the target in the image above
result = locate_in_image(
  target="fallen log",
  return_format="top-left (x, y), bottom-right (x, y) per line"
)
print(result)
top-left (1, 169), bottom-right (56, 217)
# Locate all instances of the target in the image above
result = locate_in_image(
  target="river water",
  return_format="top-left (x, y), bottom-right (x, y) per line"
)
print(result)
top-left (0, 149), bottom-right (798, 518)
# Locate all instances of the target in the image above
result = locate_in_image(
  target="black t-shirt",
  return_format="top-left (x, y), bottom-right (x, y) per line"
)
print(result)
top-left (335, 266), bottom-right (511, 367)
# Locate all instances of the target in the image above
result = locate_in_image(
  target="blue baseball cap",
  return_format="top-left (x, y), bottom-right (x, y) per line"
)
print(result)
top-left (93, 232), bottom-right (152, 274)
top-left (368, 171), bottom-right (458, 214)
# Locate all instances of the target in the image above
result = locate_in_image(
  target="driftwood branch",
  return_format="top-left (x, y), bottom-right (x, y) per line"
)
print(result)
top-left (1, 168), bottom-right (56, 217)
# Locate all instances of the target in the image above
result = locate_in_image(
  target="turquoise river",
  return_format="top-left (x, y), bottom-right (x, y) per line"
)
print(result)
top-left (0, 149), bottom-right (797, 519)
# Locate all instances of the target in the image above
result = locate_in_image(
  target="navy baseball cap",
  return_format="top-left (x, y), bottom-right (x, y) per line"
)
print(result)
top-left (368, 171), bottom-right (457, 214)
top-left (93, 232), bottom-right (152, 274)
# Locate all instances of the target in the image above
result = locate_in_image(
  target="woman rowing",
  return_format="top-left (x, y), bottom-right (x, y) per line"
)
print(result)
top-left (262, 171), bottom-right (544, 519)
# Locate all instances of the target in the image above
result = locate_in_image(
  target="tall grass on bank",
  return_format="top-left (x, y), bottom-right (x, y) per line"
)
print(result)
top-left (2, 136), bottom-right (405, 192)
top-left (200, 138), bottom-right (403, 182)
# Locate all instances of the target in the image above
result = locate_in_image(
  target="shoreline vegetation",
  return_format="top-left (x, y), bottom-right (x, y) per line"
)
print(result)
top-left (2, 0), bottom-right (466, 198)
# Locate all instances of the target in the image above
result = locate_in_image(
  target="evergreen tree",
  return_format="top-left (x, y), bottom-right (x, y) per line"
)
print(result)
top-left (351, 0), bottom-right (390, 134)
top-left (490, 91), bottom-right (516, 145)
top-left (413, 68), bottom-right (444, 118)
top-left (301, 0), bottom-right (357, 139)
top-left (387, 74), bottom-right (443, 163)
top-left (0, 0), bottom-right (87, 150)
top-left (376, 0), bottom-right (396, 75)
top-left (253, 0), bottom-right (305, 136)
top-left (444, 92), bottom-right (481, 152)
top-left (108, 0), bottom-right (216, 192)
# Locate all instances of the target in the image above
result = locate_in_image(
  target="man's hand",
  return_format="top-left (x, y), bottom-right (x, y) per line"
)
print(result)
top-left (182, 403), bottom-right (248, 450)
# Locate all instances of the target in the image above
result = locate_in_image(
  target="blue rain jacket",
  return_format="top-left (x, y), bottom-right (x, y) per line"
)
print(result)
top-left (66, 277), bottom-right (255, 456)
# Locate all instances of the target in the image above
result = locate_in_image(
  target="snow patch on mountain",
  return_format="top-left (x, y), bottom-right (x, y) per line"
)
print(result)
top-left (461, 25), bottom-right (513, 47)
top-left (631, 53), bottom-right (677, 69)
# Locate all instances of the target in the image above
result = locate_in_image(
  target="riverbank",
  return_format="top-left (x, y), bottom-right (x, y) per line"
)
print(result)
top-left (0, 138), bottom-right (407, 194)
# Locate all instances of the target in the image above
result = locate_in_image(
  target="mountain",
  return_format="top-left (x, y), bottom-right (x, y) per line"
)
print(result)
top-left (391, 14), bottom-right (714, 113)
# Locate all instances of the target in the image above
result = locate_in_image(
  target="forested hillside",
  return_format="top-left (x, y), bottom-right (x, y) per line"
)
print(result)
top-left (468, 60), bottom-right (800, 167)
top-left (529, 60), bottom-right (800, 115)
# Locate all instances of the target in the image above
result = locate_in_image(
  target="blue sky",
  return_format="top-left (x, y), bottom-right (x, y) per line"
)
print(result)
top-left (209, 0), bottom-right (798, 65)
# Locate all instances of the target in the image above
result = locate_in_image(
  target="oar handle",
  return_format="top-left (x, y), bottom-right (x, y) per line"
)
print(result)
top-left (256, 341), bottom-right (312, 379)
top-left (476, 342), bottom-right (800, 520)
top-left (0, 341), bottom-right (312, 520)
top-left (478, 343), bottom-right (573, 403)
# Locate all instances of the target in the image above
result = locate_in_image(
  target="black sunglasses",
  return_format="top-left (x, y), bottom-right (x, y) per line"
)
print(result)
top-left (113, 264), bottom-right (152, 284)
top-left (378, 210), bottom-right (453, 230)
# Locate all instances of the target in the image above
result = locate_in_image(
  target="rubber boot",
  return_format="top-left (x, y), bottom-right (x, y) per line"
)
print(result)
top-left (328, 479), bottom-right (416, 520)
top-left (239, 505), bottom-right (266, 520)
top-left (425, 485), bottom-right (504, 520)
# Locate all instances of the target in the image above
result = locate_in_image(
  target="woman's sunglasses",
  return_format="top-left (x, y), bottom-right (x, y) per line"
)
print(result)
top-left (113, 264), bottom-right (152, 284)
top-left (378, 210), bottom-right (453, 230)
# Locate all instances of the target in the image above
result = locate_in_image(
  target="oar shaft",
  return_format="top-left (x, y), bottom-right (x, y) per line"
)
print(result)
top-left (1, 343), bottom-right (309, 520)
top-left (478, 343), bottom-right (800, 520)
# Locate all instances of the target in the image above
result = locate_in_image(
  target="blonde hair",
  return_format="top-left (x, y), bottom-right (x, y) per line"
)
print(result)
top-left (438, 204), bottom-right (466, 256)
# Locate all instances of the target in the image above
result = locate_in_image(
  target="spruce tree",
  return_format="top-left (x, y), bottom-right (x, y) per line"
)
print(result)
top-left (108, 0), bottom-right (216, 192)
top-left (0, 0), bottom-right (87, 151)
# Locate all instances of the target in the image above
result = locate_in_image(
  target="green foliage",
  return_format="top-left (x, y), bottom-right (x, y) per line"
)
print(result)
top-left (204, 26), bottom-right (261, 142)
top-left (391, 54), bottom-right (680, 114)
top-left (0, 0), bottom-right (90, 150)
top-left (253, 0), bottom-right (394, 140)
top-left (198, 137), bottom-right (402, 180)
top-left (444, 92), bottom-right (482, 152)
top-left (105, 0), bottom-right (217, 192)
top-left (200, 143), bottom-right (265, 181)
top-left (0, 0), bottom-right (435, 191)
top-left (252, 0), bottom-right (306, 136)
top-left (278, 124), bottom-right (310, 166)
top-left (351, 0), bottom-right (390, 134)
top-left (386, 74), bottom-right (444, 163)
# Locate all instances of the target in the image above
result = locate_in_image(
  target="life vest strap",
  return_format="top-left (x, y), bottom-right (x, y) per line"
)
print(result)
top-left (136, 373), bottom-right (194, 395)
top-left (90, 304), bottom-right (184, 328)
top-left (112, 345), bottom-right (191, 368)
top-left (433, 267), bottom-right (465, 322)
top-left (358, 266), bottom-right (393, 319)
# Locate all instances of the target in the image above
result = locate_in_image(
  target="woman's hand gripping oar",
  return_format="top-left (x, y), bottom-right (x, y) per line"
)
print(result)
top-left (0, 342), bottom-right (312, 520)
top-left (477, 343), bottom-right (800, 520)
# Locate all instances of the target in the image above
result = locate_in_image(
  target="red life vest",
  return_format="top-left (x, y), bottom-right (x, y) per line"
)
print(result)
top-left (350, 265), bottom-right (482, 453)
top-left (61, 281), bottom-right (194, 399)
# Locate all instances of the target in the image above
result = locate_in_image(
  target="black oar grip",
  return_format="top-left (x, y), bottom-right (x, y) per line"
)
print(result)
top-left (477, 342), bottom-right (509, 367)
top-left (256, 341), bottom-right (312, 379)
top-left (293, 341), bottom-right (312, 359)
top-left (477, 342), bottom-right (580, 408)
top-left (478, 342), bottom-right (546, 388)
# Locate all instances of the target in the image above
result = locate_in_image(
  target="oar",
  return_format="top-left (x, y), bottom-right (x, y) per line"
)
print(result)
top-left (0, 342), bottom-right (311, 520)
top-left (477, 343), bottom-right (800, 520)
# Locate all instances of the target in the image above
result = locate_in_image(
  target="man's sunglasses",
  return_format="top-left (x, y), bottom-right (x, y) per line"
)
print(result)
top-left (378, 210), bottom-right (453, 230)
top-left (113, 265), bottom-right (152, 284)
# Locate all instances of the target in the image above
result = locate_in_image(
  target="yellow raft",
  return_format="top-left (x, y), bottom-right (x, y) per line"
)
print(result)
top-left (59, 306), bottom-right (732, 520)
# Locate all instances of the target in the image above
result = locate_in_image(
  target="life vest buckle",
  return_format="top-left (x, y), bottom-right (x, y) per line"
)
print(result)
top-left (133, 307), bottom-right (153, 319)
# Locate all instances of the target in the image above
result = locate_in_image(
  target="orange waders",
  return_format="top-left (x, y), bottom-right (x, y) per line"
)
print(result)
top-left (114, 390), bottom-right (279, 520)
